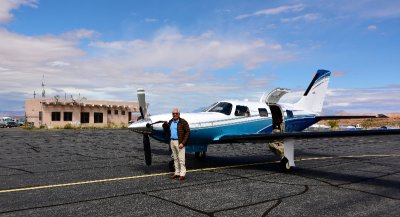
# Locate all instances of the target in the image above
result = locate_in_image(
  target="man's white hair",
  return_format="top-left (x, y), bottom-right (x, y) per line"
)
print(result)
top-left (172, 107), bottom-right (180, 113)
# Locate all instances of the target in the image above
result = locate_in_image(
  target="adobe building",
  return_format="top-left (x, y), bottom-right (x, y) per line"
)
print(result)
top-left (25, 98), bottom-right (140, 128)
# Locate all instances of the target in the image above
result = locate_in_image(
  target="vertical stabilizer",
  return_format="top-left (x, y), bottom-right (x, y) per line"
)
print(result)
top-left (294, 70), bottom-right (331, 114)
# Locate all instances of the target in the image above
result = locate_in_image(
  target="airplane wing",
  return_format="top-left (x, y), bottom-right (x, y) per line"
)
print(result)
top-left (216, 129), bottom-right (400, 143)
top-left (315, 114), bottom-right (387, 121)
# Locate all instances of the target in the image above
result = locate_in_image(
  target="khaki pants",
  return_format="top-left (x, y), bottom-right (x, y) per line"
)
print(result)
top-left (170, 140), bottom-right (186, 176)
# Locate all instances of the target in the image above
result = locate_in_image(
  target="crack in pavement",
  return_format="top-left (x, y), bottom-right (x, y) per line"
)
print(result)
top-left (143, 192), bottom-right (212, 216)
top-left (25, 143), bottom-right (40, 153)
top-left (261, 199), bottom-right (281, 217)
top-left (0, 165), bottom-right (34, 174)
top-left (293, 170), bottom-right (400, 200)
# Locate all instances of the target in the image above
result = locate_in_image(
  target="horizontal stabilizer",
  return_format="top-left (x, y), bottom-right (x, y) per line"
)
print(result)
top-left (216, 129), bottom-right (400, 143)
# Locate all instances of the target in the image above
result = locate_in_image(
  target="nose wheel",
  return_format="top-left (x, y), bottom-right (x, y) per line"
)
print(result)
top-left (280, 157), bottom-right (292, 172)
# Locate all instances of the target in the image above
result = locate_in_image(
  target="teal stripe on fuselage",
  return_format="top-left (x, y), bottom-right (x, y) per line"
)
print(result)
top-left (150, 117), bottom-right (272, 144)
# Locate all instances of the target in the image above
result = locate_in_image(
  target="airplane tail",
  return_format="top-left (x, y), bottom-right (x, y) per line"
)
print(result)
top-left (294, 69), bottom-right (331, 114)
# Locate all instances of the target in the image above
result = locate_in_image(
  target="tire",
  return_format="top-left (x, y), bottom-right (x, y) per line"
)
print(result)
top-left (195, 151), bottom-right (206, 161)
top-left (280, 157), bottom-right (292, 172)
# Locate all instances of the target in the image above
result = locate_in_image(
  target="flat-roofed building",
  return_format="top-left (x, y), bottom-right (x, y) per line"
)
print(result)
top-left (25, 98), bottom-right (140, 128)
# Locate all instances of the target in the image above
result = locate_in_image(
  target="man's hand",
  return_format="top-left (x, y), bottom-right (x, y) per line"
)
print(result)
top-left (179, 143), bottom-right (184, 149)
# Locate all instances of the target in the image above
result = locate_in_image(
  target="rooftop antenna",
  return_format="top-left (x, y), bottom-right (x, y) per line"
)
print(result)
top-left (41, 74), bottom-right (46, 98)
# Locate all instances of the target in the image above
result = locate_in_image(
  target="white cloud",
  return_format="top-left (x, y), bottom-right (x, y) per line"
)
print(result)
top-left (0, 26), bottom-right (295, 113)
top-left (89, 27), bottom-right (290, 73)
top-left (323, 87), bottom-right (400, 114)
top-left (0, 28), bottom-right (84, 68)
top-left (145, 18), bottom-right (158, 23)
top-left (47, 61), bottom-right (71, 67)
top-left (0, 0), bottom-right (37, 24)
top-left (281, 13), bottom-right (321, 23)
top-left (367, 25), bottom-right (377, 31)
top-left (62, 29), bottom-right (100, 40)
top-left (235, 4), bottom-right (304, 20)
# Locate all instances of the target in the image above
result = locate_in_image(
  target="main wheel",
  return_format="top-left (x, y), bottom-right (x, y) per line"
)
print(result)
top-left (195, 151), bottom-right (206, 161)
top-left (168, 160), bottom-right (175, 172)
top-left (280, 157), bottom-right (292, 172)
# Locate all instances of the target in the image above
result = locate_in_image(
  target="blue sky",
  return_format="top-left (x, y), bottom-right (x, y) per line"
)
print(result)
top-left (0, 0), bottom-right (399, 114)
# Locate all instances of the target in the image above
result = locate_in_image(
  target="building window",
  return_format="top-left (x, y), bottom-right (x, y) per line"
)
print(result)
top-left (81, 112), bottom-right (90, 123)
top-left (128, 112), bottom-right (132, 122)
top-left (121, 110), bottom-right (126, 115)
top-left (64, 112), bottom-right (73, 121)
top-left (51, 112), bottom-right (61, 121)
top-left (114, 110), bottom-right (118, 115)
top-left (39, 111), bottom-right (43, 121)
top-left (107, 110), bottom-right (111, 115)
top-left (94, 112), bottom-right (103, 123)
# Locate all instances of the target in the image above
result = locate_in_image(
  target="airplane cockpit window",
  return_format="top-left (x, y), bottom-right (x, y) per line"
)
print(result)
top-left (208, 102), bottom-right (232, 115)
top-left (235, 105), bottom-right (250, 117)
top-left (258, 108), bottom-right (268, 117)
top-left (201, 102), bottom-right (218, 112)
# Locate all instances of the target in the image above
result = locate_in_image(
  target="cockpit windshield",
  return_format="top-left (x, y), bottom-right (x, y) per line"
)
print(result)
top-left (201, 102), bottom-right (218, 112)
top-left (207, 102), bottom-right (232, 115)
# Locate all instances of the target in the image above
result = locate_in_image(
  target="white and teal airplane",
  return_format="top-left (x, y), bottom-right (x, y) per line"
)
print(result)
top-left (129, 70), bottom-right (400, 172)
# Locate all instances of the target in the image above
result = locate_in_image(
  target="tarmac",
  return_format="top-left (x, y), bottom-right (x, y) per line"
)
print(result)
top-left (0, 128), bottom-right (399, 217)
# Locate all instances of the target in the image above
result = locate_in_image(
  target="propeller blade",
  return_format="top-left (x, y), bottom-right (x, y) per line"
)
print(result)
top-left (143, 134), bottom-right (152, 166)
top-left (137, 88), bottom-right (147, 118)
top-left (139, 107), bottom-right (144, 119)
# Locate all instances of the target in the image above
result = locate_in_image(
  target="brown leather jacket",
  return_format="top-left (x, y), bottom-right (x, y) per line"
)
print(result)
top-left (163, 118), bottom-right (190, 146)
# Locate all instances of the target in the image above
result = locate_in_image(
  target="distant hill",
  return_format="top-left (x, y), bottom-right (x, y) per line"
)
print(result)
top-left (0, 111), bottom-right (24, 117)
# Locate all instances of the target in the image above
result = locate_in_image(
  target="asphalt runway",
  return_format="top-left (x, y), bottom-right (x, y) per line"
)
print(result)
top-left (0, 128), bottom-right (399, 217)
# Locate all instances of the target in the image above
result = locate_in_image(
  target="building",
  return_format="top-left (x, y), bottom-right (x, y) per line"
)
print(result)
top-left (25, 98), bottom-right (140, 128)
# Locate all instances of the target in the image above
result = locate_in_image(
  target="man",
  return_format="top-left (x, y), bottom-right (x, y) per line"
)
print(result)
top-left (163, 107), bottom-right (190, 180)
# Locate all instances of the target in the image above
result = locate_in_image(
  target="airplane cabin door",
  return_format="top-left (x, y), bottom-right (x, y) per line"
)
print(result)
top-left (269, 105), bottom-right (284, 132)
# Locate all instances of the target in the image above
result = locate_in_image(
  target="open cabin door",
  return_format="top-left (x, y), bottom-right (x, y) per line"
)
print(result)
top-left (262, 88), bottom-right (290, 132)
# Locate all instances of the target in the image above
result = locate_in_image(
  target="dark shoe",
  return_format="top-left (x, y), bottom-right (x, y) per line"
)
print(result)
top-left (171, 175), bottom-right (180, 179)
top-left (179, 176), bottom-right (185, 181)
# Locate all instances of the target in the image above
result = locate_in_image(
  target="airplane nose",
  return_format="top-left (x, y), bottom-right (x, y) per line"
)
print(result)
top-left (128, 118), bottom-right (153, 134)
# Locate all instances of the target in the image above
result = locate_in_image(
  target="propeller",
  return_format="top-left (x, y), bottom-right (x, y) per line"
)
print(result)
top-left (137, 88), bottom-right (152, 166)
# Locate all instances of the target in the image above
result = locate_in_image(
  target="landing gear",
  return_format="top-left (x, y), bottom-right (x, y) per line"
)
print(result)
top-left (168, 160), bottom-right (175, 172)
top-left (280, 157), bottom-right (292, 172)
top-left (195, 151), bottom-right (206, 160)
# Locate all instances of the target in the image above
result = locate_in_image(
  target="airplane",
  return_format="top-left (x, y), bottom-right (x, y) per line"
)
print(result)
top-left (128, 69), bottom-right (400, 172)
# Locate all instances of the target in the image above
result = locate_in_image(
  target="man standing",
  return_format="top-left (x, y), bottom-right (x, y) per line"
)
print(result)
top-left (163, 108), bottom-right (190, 180)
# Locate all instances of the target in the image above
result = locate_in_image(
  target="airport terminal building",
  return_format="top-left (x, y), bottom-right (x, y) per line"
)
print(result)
top-left (25, 98), bottom-right (140, 128)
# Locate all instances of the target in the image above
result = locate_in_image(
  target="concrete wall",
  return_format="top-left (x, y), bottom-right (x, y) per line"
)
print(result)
top-left (25, 98), bottom-right (139, 128)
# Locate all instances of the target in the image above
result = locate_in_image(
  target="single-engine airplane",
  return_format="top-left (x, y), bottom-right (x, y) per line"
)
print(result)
top-left (129, 69), bottom-right (400, 172)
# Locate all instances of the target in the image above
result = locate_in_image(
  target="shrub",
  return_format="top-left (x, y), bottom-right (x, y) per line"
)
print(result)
top-left (64, 123), bottom-right (73, 129)
top-left (327, 120), bottom-right (339, 129)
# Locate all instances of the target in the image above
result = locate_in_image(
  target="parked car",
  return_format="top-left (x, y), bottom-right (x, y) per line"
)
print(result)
top-left (5, 121), bottom-right (18, 128)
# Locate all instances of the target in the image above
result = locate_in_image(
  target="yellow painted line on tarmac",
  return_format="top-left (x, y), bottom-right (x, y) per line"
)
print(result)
top-left (1, 154), bottom-right (399, 194)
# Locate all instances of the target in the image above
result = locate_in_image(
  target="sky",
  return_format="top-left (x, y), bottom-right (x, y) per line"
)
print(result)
top-left (0, 0), bottom-right (399, 115)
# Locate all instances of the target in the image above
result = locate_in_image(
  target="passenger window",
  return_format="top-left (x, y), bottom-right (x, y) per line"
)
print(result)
top-left (235, 105), bottom-right (250, 117)
top-left (258, 108), bottom-right (268, 117)
top-left (286, 110), bottom-right (294, 118)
